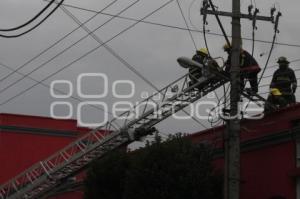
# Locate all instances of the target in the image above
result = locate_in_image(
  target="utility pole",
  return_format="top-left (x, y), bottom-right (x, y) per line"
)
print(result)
top-left (201, 1), bottom-right (279, 199)
top-left (226, 0), bottom-right (241, 198)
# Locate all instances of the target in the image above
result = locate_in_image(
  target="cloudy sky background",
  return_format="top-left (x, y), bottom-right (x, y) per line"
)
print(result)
top-left (0, 0), bottom-right (299, 140)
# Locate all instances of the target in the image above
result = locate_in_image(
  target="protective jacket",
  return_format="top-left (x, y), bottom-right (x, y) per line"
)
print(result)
top-left (225, 50), bottom-right (261, 73)
top-left (189, 54), bottom-right (204, 82)
top-left (240, 50), bottom-right (261, 73)
top-left (271, 67), bottom-right (297, 94)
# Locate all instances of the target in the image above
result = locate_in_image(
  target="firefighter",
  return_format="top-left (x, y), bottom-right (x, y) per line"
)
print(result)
top-left (264, 88), bottom-right (288, 113)
top-left (270, 56), bottom-right (297, 105)
top-left (223, 43), bottom-right (261, 94)
top-left (188, 48), bottom-right (208, 88)
top-left (189, 48), bottom-right (220, 90)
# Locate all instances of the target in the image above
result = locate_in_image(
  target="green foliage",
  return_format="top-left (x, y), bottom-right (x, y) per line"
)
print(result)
top-left (84, 134), bottom-right (223, 199)
top-left (84, 151), bottom-right (128, 199)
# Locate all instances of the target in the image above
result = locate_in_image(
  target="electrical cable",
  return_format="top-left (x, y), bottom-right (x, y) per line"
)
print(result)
top-left (0, 0), bottom-right (55, 32)
top-left (1, 0), bottom-right (209, 130)
top-left (207, 0), bottom-right (230, 47)
top-left (200, 0), bottom-right (221, 103)
top-left (0, 61), bottom-right (115, 117)
top-left (202, 1), bottom-right (211, 56)
top-left (257, 55), bottom-right (274, 82)
top-left (201, 4), bottom-right (229, 126)
top-left (243, 3), bottom-right (257, 110)
top-left (251, 59), bottom-right (300, 81)
top-left (0, 0), bottom-right (140, 94)
top-left (176, 0), bottom-right (197, 50)
top-left (243, 12), bottom-right (281, 111)
top-left (59, 3), bottom-right (164, 91)
top-left (251, 9), bottom-right (257, 56)
top-left (188, 0), bottom-right (201, 32)
top-left (0, 0), bottom-right (118, 82)
top-left (259, 75), bottom-right (300, 89)
top-left (0, 0), bottom-right (181, 111)
top-left (258, 12), bottom-right (281, 85)
top-left (263, 58), bottom-right (300, 71)
top-left (45, 1), bottom-right (300, 49)
top-left (207, 85), bottom-right (230, 126)
top-left (0, 0), bottom-right (65, 38)
top-left (201, 0), bottom-right (231, 128)
top-left (62, 5), bottom-right (207, 128)
top-left (175, 0), bottom-right (214, 130)
top-left (208, 86), bottom-right (230, 124)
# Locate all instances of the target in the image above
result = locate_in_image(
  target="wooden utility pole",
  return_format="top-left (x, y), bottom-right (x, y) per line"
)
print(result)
top-left (201, 1), bottom-right (278, 198)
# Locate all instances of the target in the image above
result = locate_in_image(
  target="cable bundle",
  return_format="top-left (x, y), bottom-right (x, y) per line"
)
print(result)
top-left (0, 0), bottom-right (64, 38)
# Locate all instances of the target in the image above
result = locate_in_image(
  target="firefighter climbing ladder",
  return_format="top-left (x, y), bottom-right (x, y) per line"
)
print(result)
top-left (0, 59), bottom-right (267, 199)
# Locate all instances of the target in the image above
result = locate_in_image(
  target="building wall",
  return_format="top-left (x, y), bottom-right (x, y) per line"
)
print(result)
top-left (240, 142), bottom-right (295, 199)
top-left (0, 130), bottom-right (76, 183)
top-left (190, 104), bottom-right (300, 199)
top-left (2, 104), bottom-right (300, 198)
top-left (0, 113), bottom-right (89, 198)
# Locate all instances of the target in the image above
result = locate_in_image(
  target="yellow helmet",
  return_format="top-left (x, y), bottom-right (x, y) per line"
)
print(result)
top-left (223, 43), bottom-right (231, 51)
top-left (197, 48), bottom-right (208, 55)
top-left (270, 88), bottom-right (282, 96)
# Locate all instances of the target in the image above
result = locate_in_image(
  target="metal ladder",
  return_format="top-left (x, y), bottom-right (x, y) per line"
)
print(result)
top-left (0, 62), bottom-right (229, 199)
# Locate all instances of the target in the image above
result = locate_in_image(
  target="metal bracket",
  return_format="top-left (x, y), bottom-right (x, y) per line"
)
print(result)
top-left (201, 9), bottom-right (273, 22)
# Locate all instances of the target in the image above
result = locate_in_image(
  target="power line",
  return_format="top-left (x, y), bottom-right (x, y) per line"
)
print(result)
top-left (0, 0), bottom-right (176, 107)
top-left (0, 0), bottom-right (139, 94)
top-left (261, 67), bottom-right (300, 80)
top-left (0, 0), bottom-right (65, 38)
top-left (49, 1), bottom-right (300, 48)
top-left (259, 59), bottom-right (300, 80)
top-left (263, 58), bottom-right (300, 70)
top-left (60, 6), bottom-right (159, 94)
top-left (0, 0), bottom-right (55, 31)
top-left (0, 0), bottom-right (118, 83)
top-left (173, 0), bottom-right (208, 128)
top-left (12, 0), bottom-right (208, 130)
top-left (188, 0), bottom-right (201, 32)
top-left (0, 61), bottom-right (115, 117)
top-left (257, 13), bottom-right (280, 86)
top-left (201, 0), bottom-right (223, 104)
top-left (259, 74), bottom-right (300, 88)
top-left (176, 0), bottom-right (197, 50)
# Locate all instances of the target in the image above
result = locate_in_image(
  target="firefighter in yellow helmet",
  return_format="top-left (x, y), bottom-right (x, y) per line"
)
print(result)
top-left (264, 87), bottom-right (289, 113)
top-left (189, 48), bottom-right (220, 90)
top-left (193, 48), bottom-right (209, 63)
top-left (188, 48), bottom-right (209, 89)
top-left (223, 43), bottom-right (261, 94)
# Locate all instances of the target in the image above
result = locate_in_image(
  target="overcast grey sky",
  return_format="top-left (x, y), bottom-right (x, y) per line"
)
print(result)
top-left (0, 0), bottom-right (299, 138)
